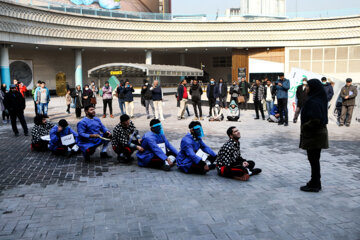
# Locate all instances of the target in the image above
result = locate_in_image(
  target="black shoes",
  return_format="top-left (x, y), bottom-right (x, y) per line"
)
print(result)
top-left (284, 123), bottom-right (288, 126)
top-left (254, 117), bottom-right (260, 120)
top-left (117, 155), bottom-right (133, 164)
top-left (345, 123), bottom-right (350, 127)
top-left (100, 152), bottom-right (112, 159)
top-left (14, 133), bottom-right (19, 137)
top-left (24, 132), bottom-right (29, 136)
top-left (293, 119), bottom-right (297, 123)
top-left (300, 181), bottom-right (322, 192)
top-left (251, 168), bottom-right (262, 175)
top-left (278, 121), bottom-right (284, 125)
top-left (161, 164), bottom-right (171, 171)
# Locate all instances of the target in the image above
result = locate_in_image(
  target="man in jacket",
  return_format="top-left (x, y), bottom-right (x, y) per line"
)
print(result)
top-left (229, 81), bottom-right (240, 105)
top-left (112, 114), bottom-right (142, 163)
top-left (206, 78), bottom-right (219, 117)
top-left (49, 119), bottom-right (79, 156)
top-left (141, 80), bottom-right (155, 119)
top-left (32, 80), bottom-right (42, 114)
top-left (137, 119), bottom-right (178, 171)
top-left (177, 79), bottom-right (188, 120)
top-left (35, 81), bottom-right (50, 117)
top-left (264, 79), bottom-right (276, 120)
top-left (116, 80), bottom-right (125, 115)
top-left (250, 80), bottom-right (265, 120)
top-left (4, 84), bottom-right (28, 136)
top-left (239, 77), bottom-right (250, 110)
top-left (123, 80), bottom-right (135, 118)
top-left (190, 79), bottom-right (203, 120)
top-left (321, 77), bottom-right (334, 104)
top-left (151, 80), bottom-right (164, 121)
top-left (176, 121), bottom-right (216, 174)
top-left (293, 78), bottom-right (308, 123)
top-left (339, 78), bottom-right (358, 127)
top-left (276, 74), bottom-right (290, 126)
top-left (216, 127), bottom-right (261, 181)
top-left (217, 78), bottom-right (228, 109)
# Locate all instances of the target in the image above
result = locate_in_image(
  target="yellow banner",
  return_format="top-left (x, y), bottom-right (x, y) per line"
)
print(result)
top-left (111, 71), bottom-right (122, 75)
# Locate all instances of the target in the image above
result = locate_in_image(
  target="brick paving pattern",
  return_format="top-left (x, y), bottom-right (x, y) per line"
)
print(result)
top-left (0, 96), bottom-right (359, 240)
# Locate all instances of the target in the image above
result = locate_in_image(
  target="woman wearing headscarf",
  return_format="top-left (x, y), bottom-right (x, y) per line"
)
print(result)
top-left (71, 85), bottom-right (83, 119)
top-left (82, 84), bottom-right (93, 111)
top-left (299, 79), bottom-right (329, 192)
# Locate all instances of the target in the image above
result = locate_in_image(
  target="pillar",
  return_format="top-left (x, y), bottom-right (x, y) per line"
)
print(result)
top-left (0, 45), bottom-right (11, 90)
top-left (180, 53), bottom-right (185, 66)
top-left (75, 49), bottom-right (83, 89)
top-left (145, 50), bottom-right (152, 65)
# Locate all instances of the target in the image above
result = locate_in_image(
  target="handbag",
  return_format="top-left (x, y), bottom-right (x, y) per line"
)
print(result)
top-left (90, 97), bottom-right (97, 105)
top-left (238, 96), bottom-right (245, 103)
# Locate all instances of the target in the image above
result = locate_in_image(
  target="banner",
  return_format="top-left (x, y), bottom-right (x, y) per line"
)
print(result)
top-left (288, 68), bottom-right (344, 123)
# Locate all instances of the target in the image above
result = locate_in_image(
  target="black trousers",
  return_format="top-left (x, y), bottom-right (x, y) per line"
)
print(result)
top-left (31, 140), bottom-right (49, 152)
top-left (254, 100), bottom-right (265, 119)
top-left (208, 98), bottom-right (216, 116)
top-left (10, 111), bottom-right (28, 134)
top-left (66, 104), bottom-right (70, 113)
top-left (2, 110), bottom-right (9, 121)
top-left (103, 99), bottom-right (113, 115)
top-left (113, 140), bottom-right (139, 159)
top-left (278, 98), bottom-right (288, 123)
top-left (306, 149), bottom-right (321, 185)
top-left (192, 99), bottom-right (202, 118)
top-left (239, 96), bottom-right (248, 110)
top-left (34, 101), bottom-right (38, 115)
top-left (227, 116), bottom-right (239, 121)
top-left (219, 96), bottom-right (227, 108)
top-left (75, 108), bottom-right (82, 118)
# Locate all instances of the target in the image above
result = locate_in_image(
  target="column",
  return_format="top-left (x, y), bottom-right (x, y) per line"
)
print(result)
top-left (75, 49), bottom-right (83, 89)
top-left (0, 45), bottom-right (11, 90)
top-left (180, 53), bottom-right (185, 80)
top-left (145, 50), bottom-right (152, 65)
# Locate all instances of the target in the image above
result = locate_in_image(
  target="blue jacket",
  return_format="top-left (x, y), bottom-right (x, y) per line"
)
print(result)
top-left (152, 86), bottom-right (162, 101)
top-left (49, 125), bottom-right (79, 152)
top-left (34, 87), bottom-right (50, 103)
top-left (275, 79), bottom-right (290, 99)
top-left (123, 86), bottom-right (134, 102)
top-left (77, 117), bottom-right (109, 153)
top-left (176, 133), bottom-right (216, 173)
top-left (323, 83), bottom-right (334, 102)
top-left (137, 131), bottom-right (178, 167)
top-left (206, 84), bottom-right (219, 99)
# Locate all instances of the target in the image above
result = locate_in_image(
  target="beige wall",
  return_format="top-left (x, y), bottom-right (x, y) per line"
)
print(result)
top-left (286, 45), bottom-right (360, 82)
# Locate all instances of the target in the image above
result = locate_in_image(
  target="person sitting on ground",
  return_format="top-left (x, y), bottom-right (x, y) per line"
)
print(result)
top-left (209, 104), bottom-right (224, 121)
top-left (49, 119), bottom-right (79, 156)
top-left (176, 121), bottom-right (217, 174)
top-left (227, 100), bottom-right (240, 122)
top-left (112, 114), bottom-right (142, 164)
top-left (216, 127), bottom-right (262, 181)
top-left (268, 105), bottom-right (280, 123)
top-left (137, 119), bottom-right (178, 171)
top-left (31, 114), bottom-right (54, 151)
top-left (77, 105), bottom-right (112, 161)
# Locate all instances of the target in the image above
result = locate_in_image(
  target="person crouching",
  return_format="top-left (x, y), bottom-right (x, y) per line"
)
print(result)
top-left (31, 114), bottom-right (54, 151)
top-left (49, 119), bottom-right (79, 157)
top-left (112, 114), bottom-right (142, 164)
top-left (136, 119), bottom-right (178, 171)
top-left (216, 127), bottom-right (261, 181)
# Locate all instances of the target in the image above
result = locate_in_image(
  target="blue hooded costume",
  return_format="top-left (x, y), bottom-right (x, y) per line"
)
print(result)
top-left (176, 133), bottom-right (216, 173)
top-left (137, 131), bottom-right (178, 167)
top-left (77, 117), bottom-right (109, 153)
top-left (49, 125), bottom-right (79, 152)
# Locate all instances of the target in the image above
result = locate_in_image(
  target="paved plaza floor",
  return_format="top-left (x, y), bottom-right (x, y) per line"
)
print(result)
top-left (0, 96), bottom-right (359, 240)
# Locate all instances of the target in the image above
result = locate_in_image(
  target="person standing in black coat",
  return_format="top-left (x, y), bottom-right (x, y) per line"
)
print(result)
top-left (82, 85), bottom-right (93, 110)
top-left (321, 77), bottom-right (334, 104)
top-left (239, 77), bottom-right (250, 110)
top-left (3, 84), bottom-right (28, 136)
top-left (141, 79), bottom-right (155, 119)
top-left (72, 85), bottom-right (83, 119)
top-left (190, 79), bottom-right (203, 120)
top-left (293, 78), bottom-right (308, 123)
top-left (299, 79), bottom-right (328, 192)
top-left (206, 78), bottom-right (219, 117)
top-left (217, 78), bottom-right (228, 109)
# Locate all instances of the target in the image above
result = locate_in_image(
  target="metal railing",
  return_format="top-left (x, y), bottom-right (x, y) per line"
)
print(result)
top-left (8, 0), bottom-right (360, 21)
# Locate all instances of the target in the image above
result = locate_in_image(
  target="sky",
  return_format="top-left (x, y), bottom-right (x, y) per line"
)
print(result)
top-left (171, 0), bottom-right (360, 17)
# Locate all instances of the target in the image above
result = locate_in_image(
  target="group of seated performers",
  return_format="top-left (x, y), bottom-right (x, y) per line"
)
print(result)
top-left (31, 115), bottom-right (79, 157)
top-left (31, 105), bottom-right (262, 181)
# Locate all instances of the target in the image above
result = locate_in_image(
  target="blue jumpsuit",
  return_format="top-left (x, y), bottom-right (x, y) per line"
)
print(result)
top-left (49, 125), bottom-right (79, 152)
top-left (176, 133), bottom-right (216, 173)
top-left (137, 131), bottom-right (178, 167)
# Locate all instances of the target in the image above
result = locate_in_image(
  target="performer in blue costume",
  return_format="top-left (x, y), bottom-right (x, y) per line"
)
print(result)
top-left (77, 105), bottom-right (112, 161)
top-left (137, 119), bottom-right (178, 171)
top-left (49, 119), bottom-right (79, 156)
top-left (176, 121), bottom-right (217, 174)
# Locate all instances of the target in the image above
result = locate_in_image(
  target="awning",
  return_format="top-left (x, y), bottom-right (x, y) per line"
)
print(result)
top-left (88, 63), bottom-right (204, 78)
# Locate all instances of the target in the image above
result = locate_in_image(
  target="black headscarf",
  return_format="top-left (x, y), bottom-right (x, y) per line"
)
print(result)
top-left (301, 79), bottom-right (328, 125)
